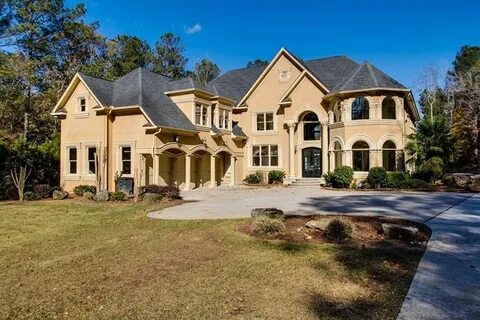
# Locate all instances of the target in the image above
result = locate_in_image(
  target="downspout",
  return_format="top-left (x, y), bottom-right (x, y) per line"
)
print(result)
top-left (105, 108), bottom-right (112, 191)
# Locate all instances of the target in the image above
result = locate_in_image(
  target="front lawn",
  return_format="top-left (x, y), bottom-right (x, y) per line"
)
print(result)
top-left (0, 200), bottom-right (423, 319)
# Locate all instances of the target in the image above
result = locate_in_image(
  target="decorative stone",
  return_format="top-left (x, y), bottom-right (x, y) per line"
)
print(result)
top-left (382, 223), bottom-right (419, 241)
top-left (305, 219), bottom-right (330, 231)
top-left (469, 175), bottom-right (480, 192)
top-left (52, 190), bottom-right (68, 200)
top-left (251, 208), bottom-right (284, 219)
top-left (94, 190), bottom-right (109, 202)
top-left (452, 173), bottom-right (473, 188)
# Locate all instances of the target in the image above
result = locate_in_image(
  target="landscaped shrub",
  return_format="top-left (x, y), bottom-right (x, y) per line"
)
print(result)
top-left (414, 157), bottom-right (443, 182)
top-left (322, 171), bottom-right (334, 186)
top-left (94, 190), bottom-right (109, 201)
top-left (386, 172), bottom-right (410, 189)
top-left (367, 167), bottom-right (388, 188)
top-left (73, 185), bottom-right (96, 196)
top-left (24, 191), bottom-right (37, 201)
top-left (406, 178), bottom-right (428, 189)
top-left (109, 191), bottom-right (126, 201)
top-left (139, 185), bottom-right (181, 200)
top-left (325, 218), bottom-right (353, 241)
top-left (83, 191), bottom-right (95, 200)
top-left (243, 173), bottom-right (261, 184)
top-left (252, 216), bottom-right (286, 236)
top-left (327, 166), bottom-right (354, 188)
top-left (33, 184), bottom-right (51, 199)
top-left (142, 193), bottom-right (163, 202)
top-left (268, 170), bottom-right (285, 184)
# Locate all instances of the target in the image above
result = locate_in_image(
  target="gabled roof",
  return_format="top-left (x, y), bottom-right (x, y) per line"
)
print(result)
top-left (78, 73), bottom-right (114, 106)
top-left (330, 62), bottom-right (407, 93)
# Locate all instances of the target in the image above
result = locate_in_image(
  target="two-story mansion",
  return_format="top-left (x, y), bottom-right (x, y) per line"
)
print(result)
top-left (51, 48), bottom-right (418, 193)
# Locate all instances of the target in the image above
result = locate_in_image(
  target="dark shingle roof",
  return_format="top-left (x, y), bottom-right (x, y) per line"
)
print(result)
top-left (78, 72), bottom-right (113, 106)
top-left (206, 66), bottom-right (267, 102)
top-left (304, 56), bottom-right (360, 90)
top-left (232, 122), bottom-right (247, 138)
top-left (331, 62), bottom-right (406, 93)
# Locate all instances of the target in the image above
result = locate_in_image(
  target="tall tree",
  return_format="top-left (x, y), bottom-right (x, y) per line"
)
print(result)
top-left (192, 58), bottom-right (219, 85)
top-left (105, 35), bottom-right (153, 79)
top-left (153, 32), bottom-right (187, 79)
top-left (246, 59), bottom-right (268, 68)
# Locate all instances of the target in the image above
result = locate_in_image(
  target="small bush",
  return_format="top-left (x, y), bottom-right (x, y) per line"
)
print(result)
top-left (329, 166), bottom-right (354, 188)
top-left (94, 190), bottom-right (109, 201)
top-left (406, 178), bottom-right (428, 189)
top-left (243, 173), bottom-right (261, 184)
top-left (142, 193), bottom-right (163, 202)
top-left (24, 191), bottom-right (37, 201)
top-left (139, 185), bottom-right (181, 200)
top-left (367, 167), bottom-right (388, 188)
top-left (109, 191), bottom-right (126, 201)
top-left (252, 216), bottom-right (286, 236)
top-left (325, 218), bottom-right (353, 241)
top-left (33, 184), bottom-right (51, 199)
top-left (386, 172), bottom-right (410, 189)
top-left (83, 191), bottom-right (95, 200)
top-left (323, 171), bottom-right (334, 186)
top-left (415, 157), bottom-right (443, 182)
top-left (73, 185), bottom-right (96, 196)
top-left (268, 170), bottom-right (285, 184)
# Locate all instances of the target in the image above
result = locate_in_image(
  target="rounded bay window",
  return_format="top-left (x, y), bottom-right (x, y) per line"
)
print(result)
top-left (382, 96), bottom-right (396, 119)
top-left (382, 140), bottom-right (397, 171)
top-left (351, 97), bottom-right (369, 120)
top-left (352, 141), bottom-right (370, 171)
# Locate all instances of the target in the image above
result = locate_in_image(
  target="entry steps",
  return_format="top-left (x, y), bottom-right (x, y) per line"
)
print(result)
top-left (290, 178), bottom-right (325, 187)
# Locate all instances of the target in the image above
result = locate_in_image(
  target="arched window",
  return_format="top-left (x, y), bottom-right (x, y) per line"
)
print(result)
top-left (351, 97), bottom-right (369, 120)
top-left (352, 141), bottom-right (370, 171)
top-left (303, 112), bottom-right (320, 140)
top-left (334, 141), bottom-right (342, 169)
top-left (333, 101), bottom-right (342, 123)
top-left (382, 140), bottom-right (397, 171)
top-left (382, 96), bottom-right (396, 119)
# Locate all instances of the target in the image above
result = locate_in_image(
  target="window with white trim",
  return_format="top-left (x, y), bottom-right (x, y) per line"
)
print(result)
top-left (195, 103), bottom-right (209, 126)
top-left (87, 147), bottom-right (97, 175)
top-left (252, 145), bottom-right (278, 167)
top-left (218, 109), bottom-right (230, 129)
top-left (121, 146), bottom-right (131, 175)
top-left (256, 112), bottom-right (274, 131)
top-left (78, 97), bottom-right (87, 113)
top-left (67, 147), bottom-right (77, 174)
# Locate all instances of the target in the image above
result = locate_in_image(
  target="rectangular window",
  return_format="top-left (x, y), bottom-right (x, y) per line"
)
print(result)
top-left (68, 147), bottom-right (77, 174)
top-left (252, 145), bottom-right (278, 167)
top-left (256, 112), bottom-right (274, 131)
top-left (195, 104), bottom-right (209, 126)
top-left (79, 97), bottom-right (86, 113)
top-left (121, 146), bottom-right (131, 175)
top-left (87, 147), bottom-right (97, 175)
top-left (218, 109), bottom-right (230, 129)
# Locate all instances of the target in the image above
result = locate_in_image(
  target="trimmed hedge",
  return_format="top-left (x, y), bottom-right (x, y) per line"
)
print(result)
top-left (324, 166), bottom-right (354, 188)
top-left (367, 167), bottom-right (388, 188)
top-left (109, 191), bottom-right (127, 201)
top-left (139, 185), bottom-right (181, 200)
top-left (33, 184), bottom-right (51, 199)
top-left (325, 218), bottom-right (353, 241)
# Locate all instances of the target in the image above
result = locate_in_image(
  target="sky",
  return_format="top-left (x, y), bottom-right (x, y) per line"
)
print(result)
top-left (68, 0), bottom-right (479, 94)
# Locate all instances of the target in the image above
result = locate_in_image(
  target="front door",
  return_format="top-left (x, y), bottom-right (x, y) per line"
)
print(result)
top-left (302, 147), bottom-right (322, 178)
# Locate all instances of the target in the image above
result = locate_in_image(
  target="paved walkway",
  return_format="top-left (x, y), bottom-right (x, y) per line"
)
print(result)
top-left (149, 187), bottom-right (480, 319)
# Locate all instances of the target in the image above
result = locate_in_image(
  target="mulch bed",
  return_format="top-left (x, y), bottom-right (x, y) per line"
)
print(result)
top-left (240, 215), bottom-right (431, 246)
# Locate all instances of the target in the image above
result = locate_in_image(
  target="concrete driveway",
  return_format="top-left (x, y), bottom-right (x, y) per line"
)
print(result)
top-left (149, 186), bottom-right (480, 319)
top-left (148, 186), bottom-right (470, 223)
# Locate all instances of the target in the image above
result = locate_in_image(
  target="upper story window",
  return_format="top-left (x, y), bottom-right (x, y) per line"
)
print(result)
top-left (279, 69), bottom-right (290, 82)
top-left (256, 112), bottom-right (274, 131)
top-left (121, 146), bottom-right (131, 175)
top-left (68, 147), bottom-right (77, 175)
top-left (333, 101), bottom-right (342, 123)
top-left (382, 96), bottom-right (396, 119)
top-left (351, 97), bottom-right (369, 120)
top-left (195, 103), bottom-right (210, 127)
top-left (303, 112), bottom-right (321, 141)
top-left (78, 97), bottom-right (87, 113)
top-left (87, 147), bottom-right (97, 175)
top-left (218, 109), bottom-right (230, 130)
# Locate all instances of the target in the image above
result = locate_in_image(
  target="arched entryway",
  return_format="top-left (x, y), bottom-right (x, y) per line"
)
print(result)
top-left (302, 147), bottom-right (322, 177)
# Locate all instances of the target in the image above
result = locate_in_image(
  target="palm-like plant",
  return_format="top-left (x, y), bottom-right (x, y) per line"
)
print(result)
top-left (405, 116), bottom-right (455, 181)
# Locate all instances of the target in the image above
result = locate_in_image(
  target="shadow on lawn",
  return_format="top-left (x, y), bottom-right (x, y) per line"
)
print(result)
top-left (259, 239), bottom-right (313, 253)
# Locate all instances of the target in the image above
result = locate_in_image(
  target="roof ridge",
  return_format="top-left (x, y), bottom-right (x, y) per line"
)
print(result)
top-left (364, 62), bottom-right (379, 87)
top-left (138, 68), bottom-right (143, 107)
top-left (337, 63), bottom-right (364, 91)
top-left (77, 71), bottom-right (114, 83)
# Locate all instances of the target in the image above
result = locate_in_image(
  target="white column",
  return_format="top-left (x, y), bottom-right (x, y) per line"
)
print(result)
top-left (184, 154), bottom-right (191, 191)
top-left (210, 155), bottom-right (216, 188)
top-left (229, 155), bottom-right (236, 186)
top-left (153, 154), bottom-right (159, 184)
top-left (321, 121), bottom-right (329, 174)
top-left (287, 122), bottom-right (297, 179)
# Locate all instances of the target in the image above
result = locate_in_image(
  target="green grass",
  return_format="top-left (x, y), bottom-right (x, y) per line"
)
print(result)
top-left (0, 200), bottom-right (423, 319)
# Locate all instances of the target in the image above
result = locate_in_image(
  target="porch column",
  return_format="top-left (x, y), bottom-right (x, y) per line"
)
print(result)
top-left (153, 153), bottom-right (159, 184)
top-left (321, 121), bottom-right (329, 174)
top-left (229, 155), bottom-right (236, 186)
top-left (184, 154), bottom-right (191, 191)
top-left (210, 155), bottom-right (216, 188)
top-left (287, 121), bottom-right (297, 179)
